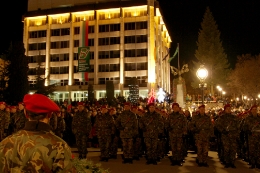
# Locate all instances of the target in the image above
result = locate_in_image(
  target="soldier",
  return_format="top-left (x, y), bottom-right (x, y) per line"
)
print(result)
top-left (243, 105), bottom-right (260, 169)
top-left (0, 94), bottom-right (77, 172)
top-left (12, 102), bottom-right (28, 133)
top-left (139, 103), bottom-right (163, 165)
top-left (190, 105), bottom-right (213, 167)
top-left (49, 112), bottom-right (58, 133)
top-left (95, 105), bottom-right (115, 162)
top-left (166, 103), bottom-right (187, 166)
top-left (54, 111), bottom-right (66, 138)
top-left (215, 104), bottom-right (240, 168)
top-left (115, 102), bottom-right (138, 164)
top-left (131, 105), bottom-right (142, 160)
top-left (109, 107), bottom-right (120, 159)
top-left (72, 102), bottom-right (92, 159)
top-left (0, 102), bottom-right (10, 141)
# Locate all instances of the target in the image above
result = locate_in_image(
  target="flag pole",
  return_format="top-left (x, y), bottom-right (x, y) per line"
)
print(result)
top-left (177, 43), bottom-right (180, 71)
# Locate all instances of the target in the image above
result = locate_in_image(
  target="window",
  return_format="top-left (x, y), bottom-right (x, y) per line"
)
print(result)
top-left (110, 24), bottom-right (120, 31)
top-left (110, 50), bottom-right (120, 58)
top-left (110, 64), bottom-right (120, 72)
top-left (90, 52), bottom-right (94, 60)
top-left (74, 40), bottom-right (79, 47)
top-left (88, 26), bottom-right (95, 33)
top-left (124, 49), bottom-right (136, 57)
top-left (125, 22), bottom-right (135, 30)
top-left (98, 78), bottom-right (105, 84)
top-left (136, 62), bottom-right (148, 70)
top-left (98, 64), bottom-right (109, 72)
top-left (61, 28), bottom-right (70, 36)
top-left (88, 39), bottom-right (94, 46)
top-left (74, 53), bottom-right (78, 60)
top-left (98, 38), bottom-right (109, 46)
top-left (50, 55), bottom-right (59, 62)
top-left (110, 37), bottom-right (120, 45)
top-left (74, 27), bottom-right (80, 34)
top-left (28, 43), bottom-right (46, 50)
top-left (124, 36), bottom-right (135, 44)
top-left (28, 55), bottom-right (45, 63)
top-left (136, 35), bottom-right (147, 43)
top-left (38, 43), bottom-right (46, 50)
top-left (74, 66), bottom-right (78, 73)
top-left (136, 21), bottom-right (147, 29)
top-left (28, 68), bottom-right (36, 75)
top-left (136, 49), bottom-right (147, 57)
top-left (60, 41), bottom-right (69, 48)
top-left (38, 30), bottom-right (47, 37)
top-left (60, 66), bottom-right (69, 74)
top-left (98, 51), bottom-right (109, 59)
top-left (50, 67), bottom-right (60, 74)
top-left (89, 64), bottom-right (94, 72)
top-left (60, 54), bottom-right (69, 61)
top-left (51, 42), bottom-right (59, 49)
top-left (29, 31), bottom-right (37, 38)
top-left (99, 25), bottom-right (109, 32)
top-left (125, 63), bottom-right (136, 71)
top-left (51, 29), bottom-right (60, 36)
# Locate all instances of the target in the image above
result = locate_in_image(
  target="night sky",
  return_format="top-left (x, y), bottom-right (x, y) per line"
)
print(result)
top-left (1, 0), bottom-right (260, 68)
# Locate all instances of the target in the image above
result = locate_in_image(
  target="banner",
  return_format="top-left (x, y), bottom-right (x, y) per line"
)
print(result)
top-left (78, 47), bottom-right (90, 72)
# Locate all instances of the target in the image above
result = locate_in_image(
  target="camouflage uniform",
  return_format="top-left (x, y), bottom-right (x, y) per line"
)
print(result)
top-left (133, 114), bottom-right (143, 159)
top-left (139, 111), bottom-right (163, 163)
top-left (55, 116), bottom-right (66, 138)
top-left (0, 121), bottom-right (77, 172)
top-left (49, 113), bottom-right (58, 132)
top-left (190, 113), bottom-right (213, 165)
top-left (95, 112), bottom-right (115, 160)
top-left (215, 112), bottom-right (240, 166)
top-left (12, 110), bottom-right (28, 133)
top-left (243, 113), bottom-right (260, 167)
top-left (115, 110), bottom-right (138, 162)
top-left (0, 110), bottom-right (10, 141)
top-left (72, 110), bottom-right (92, 159)
top-left (110, 113), bottom-right (120, 158)
top-left (166, 111), bottom-right (187, 164)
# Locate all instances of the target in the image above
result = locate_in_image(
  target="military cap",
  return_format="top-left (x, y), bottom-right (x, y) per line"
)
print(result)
top-left (147, 103), bottom-right (155, 107)
top-left (110, 107), bottom-right (116, 111)
top-left (23, 94), bottom-right (60, 113)
top-left (77, 102), bottom-right (84, 106)
top-left (224, 104), bottom-right (231, 110)
top-left (10, 106), bottom-right (17, 109)
top-left (198, 104), bottom-right (205, 109)
top-left (172, 103), bottom-right (179, 108)
top-left (0, 102), bottom-right (6, 105)
top-left (101, 105), bottom-right (107, 109)
top-left (124, 102), bottom-right (131, 106)
top-left (131, 105), bottom-right (137, 109)
top-left (18, 102), bottom-right (24, 105)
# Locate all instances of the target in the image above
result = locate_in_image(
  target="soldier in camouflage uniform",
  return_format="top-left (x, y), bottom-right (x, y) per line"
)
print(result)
top-left (12, 102), bottom-right (28, 133)
top-left (243, 105), bottom-right (260, 169)
top-left (131, 105), bottom-right (142, 160)
top-left (54, 111), bottom-right (66, 138)
top-left (215, 104), bottom-right (240, 168)
top-left (109, 107), bottom-right (120, 159)
top-left (115, 102), bottom-right (138, 164)
top-left (95, 105), bottom-right (115, 162)
top-left (0, 102), bottom-right (10, 141)
top-left (139, 103), bottom-right (163, 165)
top-left (72, 102), bottom-right (92, 159)
top-left (166, 103), bottom-right (187, 166)
top-left (0, 94), bottom-right (77, 172)
top-left (189, 105), bottom-right (213, 167)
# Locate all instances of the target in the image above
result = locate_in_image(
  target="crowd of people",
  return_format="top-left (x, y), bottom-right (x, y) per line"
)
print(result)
top-left (0, 97), bottom-right (260, 169)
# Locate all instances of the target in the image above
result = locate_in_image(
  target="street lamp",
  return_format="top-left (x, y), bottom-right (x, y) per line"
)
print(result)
top-left (196, 65), bottom-right (208, 104)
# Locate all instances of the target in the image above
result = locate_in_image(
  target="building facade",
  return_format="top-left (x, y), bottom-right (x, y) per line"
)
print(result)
top-left (23, 0), bottom-right (172, 102)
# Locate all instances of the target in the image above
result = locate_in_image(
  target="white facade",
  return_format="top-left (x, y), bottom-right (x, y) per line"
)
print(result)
top-left (23, 0), bottom-right (172, 101)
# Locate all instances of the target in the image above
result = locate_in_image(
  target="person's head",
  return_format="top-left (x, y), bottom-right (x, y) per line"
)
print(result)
top-left (18, 102), bottom-right (25, 111)
top-left (148, 103), bottom-right (155, 113)
top-left (5, 106), bottom-right (10, 112)
top-left (250, 105), bottom-right (258, 116)
top-left (224, 104), bottom-right (232, 114)
top-left (92, 109), bottom-right (97, 116)
top-left (101, 105), bottom-right (108, 114)
top-left (109, 107), bottom-right (116, 115)
top-left (172, 103), bottom-right (179, 113)
top-left (23, 94), bottom-right (60, 122)
top-left (0, 102), bottom-right (6, 110)
top-left (10, 106), bottom-right (17, 113)
top-left (77, 102), bottom-right (84, 111)
top-left (124, 102), bottom-right (131, 111)
top-left (131, 106), bottom-right (138, 114)
top-left (184, 110), bottom-right (190, 117)
top-left (198, 105), bottom-right (205, 115)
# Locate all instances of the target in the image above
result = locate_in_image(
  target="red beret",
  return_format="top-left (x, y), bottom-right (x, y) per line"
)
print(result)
top-left (131, 106), bottom-right (137, 109)
top-left (23, 94), bottom-right (60, 114)
top-left (250, 105), bottom-right (258, 111)
top-left (109, 107), bottom-right (116, 111)
top-left (5, 106), bottom-right (10, 109)
top-left (198, 105), bottom-right (205, 109)
top-left (124, 102), bottom-right (131, 106)
top-left (77, 102), bottom-right (84, 106)
top-left (0, 102), bottom-right (6, 105)
top-left (224, 104), bottom-right (231, 110)
top-left (101, 105), bottom-right (107, 109)
top-left (172, 103), bottom-right (179, 108)
top-left (18, 102), bottom-right (24, 105)
top-left (10, 106), bottom-right (17, 109)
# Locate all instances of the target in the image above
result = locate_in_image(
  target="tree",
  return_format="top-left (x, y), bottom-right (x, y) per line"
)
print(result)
top-left (227, 54), bottom-right (260, 100)
top-left (5, 41), bottom-right (29, 105)
top-left (33, 60), bottom-right (55, 96)
top-left (193, 7), bottom-right (230, 94)
top-left (0, 55), bottom-right (9, 100)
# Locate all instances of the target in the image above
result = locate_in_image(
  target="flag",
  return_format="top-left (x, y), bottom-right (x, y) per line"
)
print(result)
top-left (162, 47), bottom-right (170, 61)
top-left (168, 46), bottom-right (179, 63)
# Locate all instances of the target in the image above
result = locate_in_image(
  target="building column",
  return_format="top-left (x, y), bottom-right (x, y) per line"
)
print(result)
top-left (45, 16), bottom-right (51, 86)
top-left (69, 14), bottom-right (74, 86)
top-left (119, 7), bottom-right (125, 95)
top-left (94, 11), bottom-right (99, 86)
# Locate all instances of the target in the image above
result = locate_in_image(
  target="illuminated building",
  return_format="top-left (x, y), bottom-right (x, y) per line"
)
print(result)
top-left (23, 0), bottom-right (172, 101)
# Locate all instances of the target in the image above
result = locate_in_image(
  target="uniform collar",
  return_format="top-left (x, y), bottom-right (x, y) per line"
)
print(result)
top-left (23, 121), bottom-right (52, 132)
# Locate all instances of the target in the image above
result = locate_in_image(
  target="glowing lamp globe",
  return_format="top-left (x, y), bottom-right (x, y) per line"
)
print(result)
top-left (196, 65), bottom-right (208, 82)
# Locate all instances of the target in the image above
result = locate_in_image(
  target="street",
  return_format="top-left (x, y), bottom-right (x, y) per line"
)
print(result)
top-left (71, 148), bottom-right (260, 173)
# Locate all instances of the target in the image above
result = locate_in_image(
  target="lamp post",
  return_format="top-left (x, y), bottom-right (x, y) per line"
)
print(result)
top-left (196, 65), bottom-right (208, 104)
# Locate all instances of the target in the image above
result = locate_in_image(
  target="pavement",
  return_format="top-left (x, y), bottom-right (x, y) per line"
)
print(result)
top-left (71, 148), bottom-right (260, 173)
